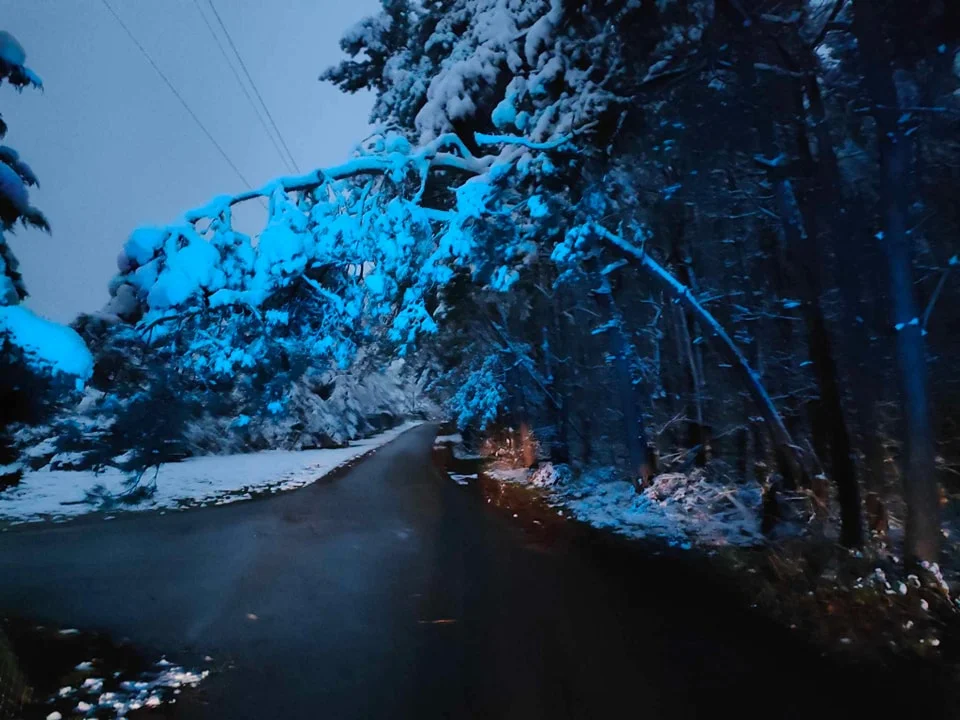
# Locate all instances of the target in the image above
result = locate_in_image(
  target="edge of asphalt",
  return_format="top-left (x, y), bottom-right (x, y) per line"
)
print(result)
top-left (0, 421), bottom-right (435, 535)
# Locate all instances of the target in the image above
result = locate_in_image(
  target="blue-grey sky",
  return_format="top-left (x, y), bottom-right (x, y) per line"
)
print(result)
top-left (0, 0), bottom-right (378, 322)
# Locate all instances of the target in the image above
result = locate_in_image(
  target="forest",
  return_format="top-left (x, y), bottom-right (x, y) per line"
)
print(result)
top-left (3, 0), bottom-right (960, 707)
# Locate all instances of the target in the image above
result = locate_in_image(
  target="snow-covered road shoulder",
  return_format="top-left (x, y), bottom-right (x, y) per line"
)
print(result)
top-left (0, 421), bottom-right (422, 526)
top-left (487, 462), bottom-right (764, 549)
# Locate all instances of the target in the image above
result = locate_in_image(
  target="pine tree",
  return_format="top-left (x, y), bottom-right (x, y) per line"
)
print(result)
top-left (1, 30), bottom-right (90, 473)
top-left (0, 30), bottom-right (47, 304)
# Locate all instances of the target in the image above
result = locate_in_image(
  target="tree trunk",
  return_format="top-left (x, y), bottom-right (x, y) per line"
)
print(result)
top-left (593, 285), bottom-right (654, 490)
top-left (797, 38), bottom-right (889, 530)
top-left (852, 0), bottom-right (939, 562)
top-left (610, 320), bottom-right (652, 490)
top-left (674, 231), bottom-right (709, 465)
top-left (770, 175), bottom-right (864, 547)
top-left (544, 292), bottom-right (571, 465)
top-left (725, 8), bottom-right (864, 544)
top-left (677, 303), bottom-right (707, 465)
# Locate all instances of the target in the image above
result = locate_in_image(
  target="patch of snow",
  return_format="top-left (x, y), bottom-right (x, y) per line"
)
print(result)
top-left (49, 452), bottom-right (89, 469)
top-left (0, 422), bottom-right (421, 525)
top-left (486, 467), bottom-right (530, 483)
top-left (0, 305), bottom-right (93, 380)
top-left (122, 227), bottom-right (167, 267)
top-left (81, 678), bottom-right (104, 693)
top-left (0, 30), bottom-right (27, 66)
top-left (518, 465), bottom-right (764, 547)
top-left (432, 432), bottom-right (481, 460)
top-left (491, 96), bottom-right (517, 129)
top-left (25, 437), bottom-right (58, 460)
top-left (527, 194), bottom-right (549, 219)
top-left (51, 655), bottom-right (208, 719)
top-left (448, 472), bottom-right (477, 486)
top-left (453, 446), bottom-right (481, 460)
top-left (0, 161), bottom-right (28, 214)
top-left (921, 561), bottom-right (952, 595)
top-left (529, 462), bottom-right (569, 487)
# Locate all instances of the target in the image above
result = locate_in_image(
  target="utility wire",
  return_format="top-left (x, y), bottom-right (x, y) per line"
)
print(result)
top-left (206, 0), bottom-right (301, 173)
top-left (191, 0), bottom-right (296, 174)
top-left (100, 0), bottom-right (257, 193)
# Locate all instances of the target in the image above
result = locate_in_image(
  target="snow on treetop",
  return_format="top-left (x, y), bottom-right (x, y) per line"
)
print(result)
top-left (147, 230), bottom-right (225, 310)
top-left (414, 0), bottom-right (554, 141)
top-left (0, 31), bottom-right (26, 67)
top-left (122, 227), bottom-right (168, 267)
top-left (0, 30), bottom-right (42, 89)
top-left (0, 161), bottom-right (29, 215)
top-left (0, 304), bottom-right (93, 380)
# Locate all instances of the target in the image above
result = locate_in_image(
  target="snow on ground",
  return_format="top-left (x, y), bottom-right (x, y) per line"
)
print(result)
top-left (447, 472), bottom-right (478, 486)
top-left (559, 469), bottom-right (763, 547)
top-left (53, 656), bottom-right (206, 719)
top-left (0, 422), bottom-right (421, 525)
top-left (486, 467), bottom-right (529, 483)
top-left (433, 432), bottom-right (481, 460)
top-left (488, 461), bottom-right (764, 548)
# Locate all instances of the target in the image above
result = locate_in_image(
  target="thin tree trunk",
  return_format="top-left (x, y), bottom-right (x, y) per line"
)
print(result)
top-left (544, 288), bottom-right (571, 465)
top-left (679, 246), bottom-right (709, 463)
top-left (593, 285), bottom-right (653, 490)
top-left (677, 304), bottom-right (706, 464)
top-left (769, 174), bottom-right (864, 547)
top-left (609, 319), bottom-right (652, 490)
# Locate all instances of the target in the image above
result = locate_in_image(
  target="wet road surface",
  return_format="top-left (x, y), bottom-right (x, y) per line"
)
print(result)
top-left (0, 424), bottom-right (950, 718)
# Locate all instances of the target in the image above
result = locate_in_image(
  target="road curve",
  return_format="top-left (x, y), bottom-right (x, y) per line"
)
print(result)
top-left (0, 424), bottom-right (949, 718)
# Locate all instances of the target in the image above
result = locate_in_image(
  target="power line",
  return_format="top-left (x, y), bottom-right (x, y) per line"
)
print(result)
top-left (206, 0), bottom-right (301, 173)
top-left (99, 0), bottom-right (257, 193)
top-left (191, 0), bottom-right (296, 174)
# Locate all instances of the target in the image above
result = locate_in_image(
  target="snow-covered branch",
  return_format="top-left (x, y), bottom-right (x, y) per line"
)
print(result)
top-left (184, 134), bottom-right (507, 221)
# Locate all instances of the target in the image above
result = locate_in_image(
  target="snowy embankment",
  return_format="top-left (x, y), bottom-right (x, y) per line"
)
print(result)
top-left (0, 421), bottom-right (421, 526)
top-left (491, 463), bottom-right (763, 547)
top-left (551, 467), bottom-right (763, 548)
top-left (432, 426), bottom-right (764, 548)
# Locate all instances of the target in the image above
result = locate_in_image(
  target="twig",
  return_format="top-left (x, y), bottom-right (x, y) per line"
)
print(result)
top-left (921, 266), bottom-right (952, 334)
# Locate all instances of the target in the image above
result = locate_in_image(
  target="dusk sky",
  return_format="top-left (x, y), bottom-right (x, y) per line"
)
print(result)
top-left (0, 0), bottom-right (378, 321)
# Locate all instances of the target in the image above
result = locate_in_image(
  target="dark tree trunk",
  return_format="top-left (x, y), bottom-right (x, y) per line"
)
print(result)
top-left (731, 10), bottom-right (864, 546)
top-left (797, 40), bottom-right (889, 524)
top-left (609, 321), bottom-right (652, 490)
top-left (769, 175), bottom-right (864, 547)
top-left (853, 0), bottom-right (940, 562)
top-left (545, 298), bottom-right (571, 465)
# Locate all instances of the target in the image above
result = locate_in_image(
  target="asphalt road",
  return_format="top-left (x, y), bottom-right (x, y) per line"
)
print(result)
top-left (0, 424), bottom-right (948, 718)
